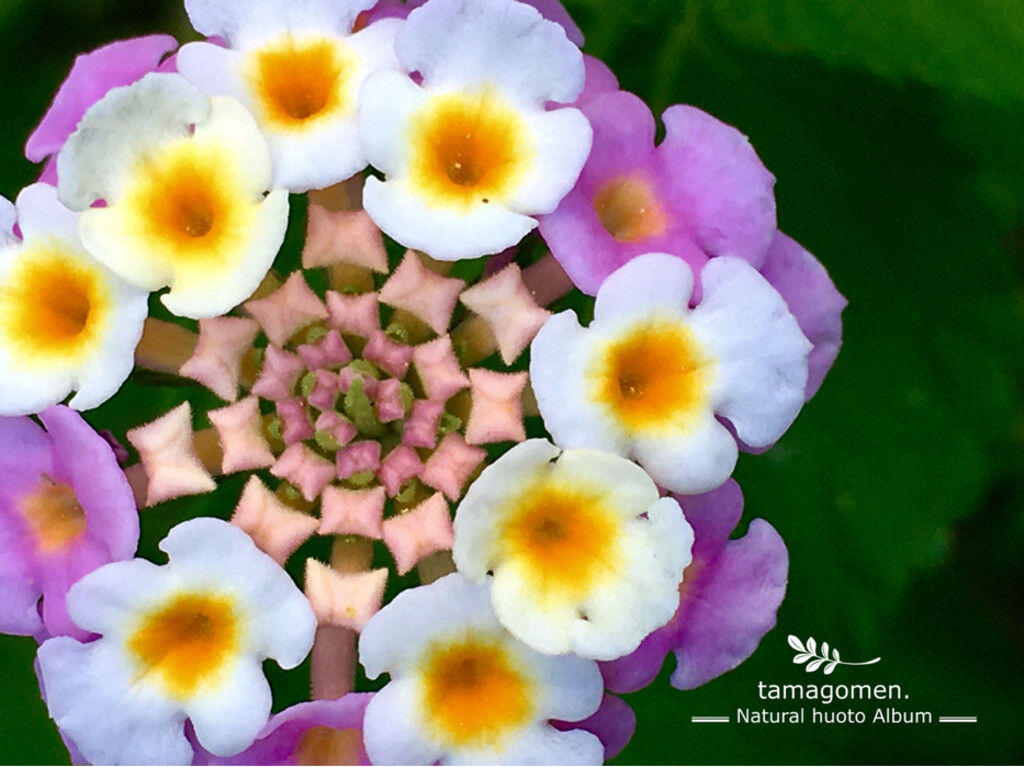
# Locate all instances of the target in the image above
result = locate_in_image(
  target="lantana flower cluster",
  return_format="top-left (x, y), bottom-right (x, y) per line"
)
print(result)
top-left (0, 0), bottom-right (846, 764)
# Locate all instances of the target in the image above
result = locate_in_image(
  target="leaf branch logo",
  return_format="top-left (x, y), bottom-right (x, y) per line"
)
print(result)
top-left (787, 635), bottom-right (881, 675)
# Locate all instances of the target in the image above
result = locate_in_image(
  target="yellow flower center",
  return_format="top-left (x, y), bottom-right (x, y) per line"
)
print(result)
top-left (121, 139), bottom-right (255, 269)
top-left (18, 476), bottom-right (87, 554)
top-left (419, 633), bottom-right (534, 749)
top-left (408, 91), bottom-right (533, 209)
top-left (594, 318), bottom-right (711, 432)
top-left (128, 593), bottom-right (240, 700)
top-left (501, 480), bottom-right (621, 601)
top-left (593, 174), bottom-right (668, 242)
top-left (0, 242), bottom-right (111, 365)
top-left (295, 726), bottom-right (362, 765)
top-left (248, 35), bottom-right (354, 130)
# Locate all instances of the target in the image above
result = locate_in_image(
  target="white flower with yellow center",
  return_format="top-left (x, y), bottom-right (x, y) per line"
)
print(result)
top-left (57, 73), bottom-right (289, 319)
top-left (36, 517), bottom-right (316, 765)
top-left (358, 0), bottom-right (593, 260)
top-left (177, 0), bottom-right (402, 192)
top-left (531, 253), bottom-right (813, 495)
top-left (454, 439), bottom-right (693, 660)
top-left (360, 572), bottom-right (605, 765)
top-left (0, 184), bottom-right (148, 416)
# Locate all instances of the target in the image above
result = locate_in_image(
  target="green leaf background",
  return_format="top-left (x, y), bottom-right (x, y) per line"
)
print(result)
top-left (1, 0), bottom-right (1022, 763)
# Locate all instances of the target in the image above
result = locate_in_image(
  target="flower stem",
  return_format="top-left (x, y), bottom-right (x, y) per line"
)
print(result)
top-left (310, 536), bottom-right (374, 700)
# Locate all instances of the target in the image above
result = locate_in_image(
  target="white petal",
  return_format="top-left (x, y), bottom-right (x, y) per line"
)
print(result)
top-left (489, 560), bottom-right (576, 654)
top-left (185, 0), bottom-right (376, 45)
top-left (38, 637), bottom-right (193, 766)
top-left (359, 69), bottom-right (428, 177)
top-left (505, 107), bottom-right (592, 215)
top-left (474, 724), bottom-right (603, 766)
top-left (363, 175), bottom-right (536, 260)
top-left (66, 558), bottom-right (170, 637)
top-left (363, 677), bottom-right (445, 766)
top-left (175, 43), bottom-right (251, 106)
top-left (0, 195), bottom-right (16, 245)
top-left (399, 0), bottom-right (584, 105)
top-left (360, 572), bottom-right (497, 678)
top-left (159, 517), bottom-right (316, 667)
top-left (690, 257), bottom-right (811, 446)
top-left (58, 73), bottom-right (210, 211)
top-left (185, 657), bottom-right (272, 756)
top-left (529, 312), bottom-right (626, 453)
top-left (632, 411), bottom-right (738, 494)
top-left (593, 252), bottom-right (695, 321)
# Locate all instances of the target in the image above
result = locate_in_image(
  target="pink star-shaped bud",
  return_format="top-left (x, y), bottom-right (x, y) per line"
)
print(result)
top-left (245, 271), bottom-right (329, 347)
top-left (378, 251), bottom-right (465, 334)
top-left (382, 493), bottom-right (454, 575)
top-left (459, 263), bottom-right (551, 364)
top-left (297, 330), bottom-right (352, 370)
top-left (420, 432), bottom-right (487, 501)
top-left (319, 485), bottom-right (385, 538)
top-left (307, 370), bottom-right (341, 412)
top-left (337, 366), bottom-right (380, 397)
top-left (378, 445), bottom-right (425, 497)
top-left (375, 378), bottom-right (405, 423)
top-left (301, 204), bottom-right (389, 273)
top-left (336, 441), bottom-right (382, 481)
top-left (178, 316), bottom-right (261, 402)
top-left (314, 411), bottom-right (358, 448)
top-left (464, 369), bottom-right (528, 445)
top-left (277, 398), bottom-right (315, 445)
top-left (208, 396), bottom-right (275, 474)
top-left (403, 400), bottom-right (445, 449)
top-left (250, 346), bottom-right (305, 401)
top-left (326, 291), bottom-right (381, 338)
top-left (412, 336), bottom-right (470, 402)
top-left (127, 402), bottom-right (216, 507)
top-left (231, 476), bottom-right (319, 565)
top-left (271, 444), bottom-right (337, 502)
top-left (363, 331), bottom-right (413, 379)
top-left (304, 560), bottom-right (388, 632)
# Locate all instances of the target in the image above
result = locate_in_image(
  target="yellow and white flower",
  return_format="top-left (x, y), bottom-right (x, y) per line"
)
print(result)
top-left (37, 518), bottom-right (316, 765)
top-left (358, 0), bottom-right (593, 260)
top-left (530, 253), bottom-right (812, 494)
top-left (360, 572), bottom-right (605, 765)
top-left (0, 184), bottom-right (148, 415)
top-left (177, 0), bottom-right (402, 192)
top-left (454, 439), bottom-right (693, 660)
top-left (57, 73), bottom-right (289, 319)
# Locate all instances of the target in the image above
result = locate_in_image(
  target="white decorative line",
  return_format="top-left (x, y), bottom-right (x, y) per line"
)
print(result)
top-left (787, 635), bottom-right (881, 675)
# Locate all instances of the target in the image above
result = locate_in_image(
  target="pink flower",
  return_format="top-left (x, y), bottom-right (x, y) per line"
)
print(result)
top-left (0, 406), bottom-right (138, 641)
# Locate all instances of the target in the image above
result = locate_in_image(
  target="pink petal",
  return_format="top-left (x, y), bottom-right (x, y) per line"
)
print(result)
top-left (298, 330), bottom-right (352, 370)
top-left (231, 476), bottom-right (319, 565)
top-left (302, 205), bottom-right (389, 272)
top-left (319, 486), bottom-right (386, 539)
top-left (271, 444), bottom-right (337, 502)
top-left (459, 263), bottom-right (551, 364)
top-left (378, 251), bottom-right (465, 334)
top-left (402, 400), bottom-right (444, 449)
top-left (377, 445), bottom-right (424, 497)
top-left (208, 396), bottom-right (276, 473)
top-left (315, 411), bottom-right (358, 448)
top-left (277, 398), bottom-right (316, 445)
top-left (362, 331), bottom-right (413, 379)
top-left (179, 316), bottom-right (260, 402)
top-left (419, 433), bottom-right (486, 501)
top-left (381, 493), bottom-right (454, 575)
top-left (412, 336), bottom-right (470, 402)
top-left (126, 402), bottom-right (216, 507)
top-left (374, 379), bottom-right (405, 423)
top-left (245, 272), bottom-right (329, 347)
top-left (464, 369), bottom-right (528, 444)
top-left (326, 291), bottom-right (381, 338)
top-left (308, 370), bottom-right (342, 412)
top-left (251, 346), bottom-right (305, 402)
top-left (336, 441), bottom-right (382, 481)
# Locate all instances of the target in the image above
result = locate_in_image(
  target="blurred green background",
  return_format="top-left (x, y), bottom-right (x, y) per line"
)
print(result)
top-left (1, 0), bottom-right (1022, 763)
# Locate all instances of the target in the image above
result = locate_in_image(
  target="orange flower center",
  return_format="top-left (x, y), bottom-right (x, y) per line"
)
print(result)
top-left (250, 36), bottom-right (352, 129)
top-left (594, 318), bottom-right (711, 431)
top-left (0, 244), bottom-right (109, 364)
top-left (18, 476), bottom-right (87, 553)
top-left (419, 634), bottom-right (534, 749)
top-left (408, 91), bottom-right (532, 209)
top-left (501, 481), bottom-right (621, 601)
top-left (593, 174), bottom-right (668, 242)
top-left (128, 593), bottom-right (240, 700)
